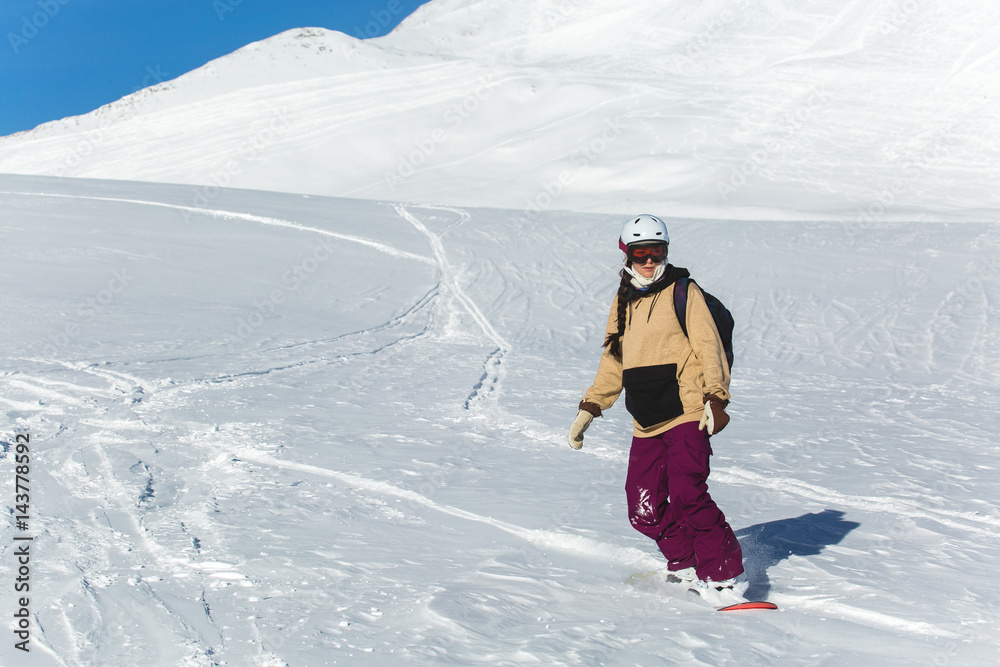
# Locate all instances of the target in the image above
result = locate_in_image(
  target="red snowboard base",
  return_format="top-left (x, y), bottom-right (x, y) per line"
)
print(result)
top-left (718, 601), bottom-right (778, 612)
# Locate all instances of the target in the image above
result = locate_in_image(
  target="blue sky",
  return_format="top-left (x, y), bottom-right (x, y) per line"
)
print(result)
top-left (0, 0), bottom-right (430, 137)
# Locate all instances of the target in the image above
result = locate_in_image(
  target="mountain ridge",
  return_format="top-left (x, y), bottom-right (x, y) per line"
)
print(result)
top-left (1, 0), bottom-right (998, 219)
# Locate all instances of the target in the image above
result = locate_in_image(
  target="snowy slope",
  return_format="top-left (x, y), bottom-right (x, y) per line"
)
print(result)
top-left (1, 1), bottom-right (1000, 219)
top-left (2, 174), bottom-right (999, 665)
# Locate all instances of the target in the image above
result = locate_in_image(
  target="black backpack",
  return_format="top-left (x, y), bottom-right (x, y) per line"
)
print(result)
top-left (672, 277), bottom-right (735, 370)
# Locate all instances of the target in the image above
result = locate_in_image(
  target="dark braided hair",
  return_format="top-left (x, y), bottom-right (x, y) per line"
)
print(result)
top-left (603, 261), bottom-right (674, 360)
top-left (603, 268), bottom-right (638, 361)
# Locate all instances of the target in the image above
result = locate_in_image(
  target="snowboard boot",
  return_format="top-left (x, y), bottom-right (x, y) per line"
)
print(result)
top-left (691, 574), bottom-right (749, 607)
top-left (663, 566), bottom-right (698, 585)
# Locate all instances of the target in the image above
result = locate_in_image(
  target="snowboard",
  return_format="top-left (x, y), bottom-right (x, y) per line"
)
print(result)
top-left (627, 570), bottom-right (778, 612)
top-left (717, 601), bottom-right (778, 612)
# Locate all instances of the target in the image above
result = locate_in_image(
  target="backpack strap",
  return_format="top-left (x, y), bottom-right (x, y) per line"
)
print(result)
top-left (673, 276), bottom-right (691, 338)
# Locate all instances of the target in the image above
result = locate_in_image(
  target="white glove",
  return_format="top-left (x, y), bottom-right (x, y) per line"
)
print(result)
top-left (698, 395), bottom-right (730, 435)
top-left (698, 401), bottom-right (715, 434)
top-left (568, 409), bottom-right (594, 450)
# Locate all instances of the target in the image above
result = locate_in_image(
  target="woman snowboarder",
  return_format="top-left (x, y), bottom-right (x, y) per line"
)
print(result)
top-left (568, 214), bottom-right (746, 605)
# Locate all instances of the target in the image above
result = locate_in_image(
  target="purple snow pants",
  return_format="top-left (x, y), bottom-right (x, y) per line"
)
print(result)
top-left (625, 420), bottom-right (744, 582)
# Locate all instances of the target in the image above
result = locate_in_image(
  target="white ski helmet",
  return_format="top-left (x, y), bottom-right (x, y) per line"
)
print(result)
top-left (619, 214), bottom-right (669, 252)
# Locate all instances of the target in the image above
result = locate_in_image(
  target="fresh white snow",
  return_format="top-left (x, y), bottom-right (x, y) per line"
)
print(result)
top-left (1, 0), bottom-right (999, 220)
top-left (2, 0), bottom-right (1000, 664)
top-left (2, 174), bottom-right (998, 665)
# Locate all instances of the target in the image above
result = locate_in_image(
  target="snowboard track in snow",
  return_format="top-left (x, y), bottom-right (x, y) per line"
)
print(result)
top-left (234, 449), bottom-right (657, 571)
top-left (394, 204), bottom-right (513, 411)
top-left (0, 190), bottom-right (436, 265)
top-left (227, 449), bottom-right (964, 640)
top-left (715, 467), bottom-right (1000, 538)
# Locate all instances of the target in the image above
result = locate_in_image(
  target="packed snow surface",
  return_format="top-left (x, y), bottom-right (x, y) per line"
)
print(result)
top-left (1, 0), bottom-right (999, 219)
top-left (1, 174), bottom-right (999, 665)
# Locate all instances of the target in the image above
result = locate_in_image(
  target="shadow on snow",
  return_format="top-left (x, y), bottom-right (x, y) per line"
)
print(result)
top-left (735, 509), bottom-right (860, 600)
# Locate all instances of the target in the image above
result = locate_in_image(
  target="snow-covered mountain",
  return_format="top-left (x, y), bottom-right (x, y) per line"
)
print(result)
top-left (1, 0), bottom-right (1000, 219)
top-left (2, 173), bottom-right (999, 665)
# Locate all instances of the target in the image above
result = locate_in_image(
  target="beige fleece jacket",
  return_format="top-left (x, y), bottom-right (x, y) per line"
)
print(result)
top-left (584, 279), bottom-right (731, 438)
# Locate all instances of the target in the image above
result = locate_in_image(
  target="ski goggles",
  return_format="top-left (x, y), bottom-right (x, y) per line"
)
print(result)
top-left (626, 243), bottom-right (667, 264)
